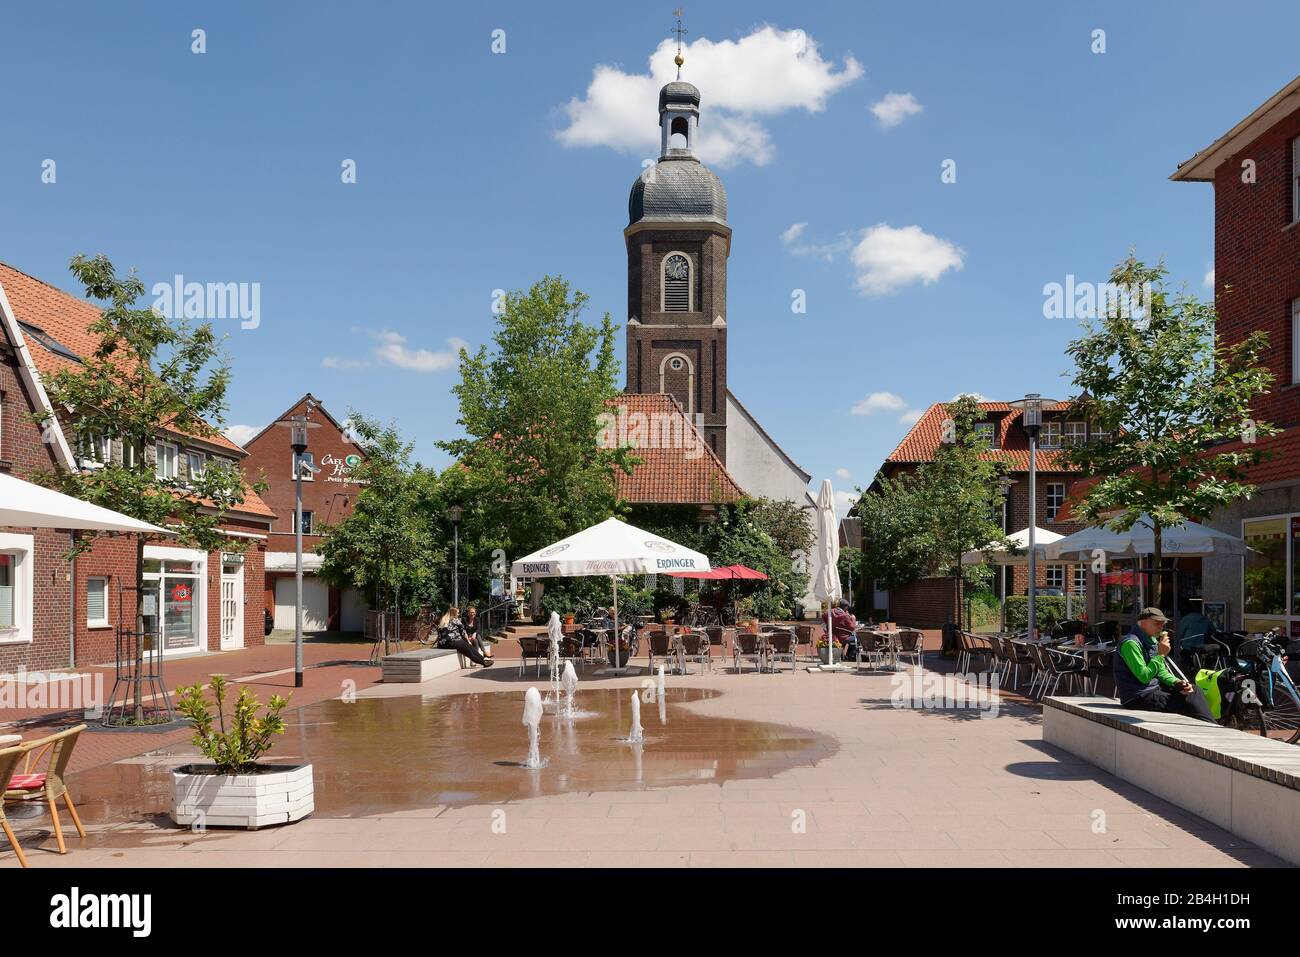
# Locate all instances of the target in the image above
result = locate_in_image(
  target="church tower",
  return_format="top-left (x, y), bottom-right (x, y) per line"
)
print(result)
top-left (625, 74), bottom-right (731, 463)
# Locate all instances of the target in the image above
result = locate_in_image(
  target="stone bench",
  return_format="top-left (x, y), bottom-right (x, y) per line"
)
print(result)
top-left (381, 648), bottom-right (464, 683)
top-left (1043, 695), bottom-right (1300, 864)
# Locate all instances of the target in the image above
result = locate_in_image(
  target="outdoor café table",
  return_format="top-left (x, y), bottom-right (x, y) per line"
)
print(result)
top-left (864, 629), bottom-right (901, 671)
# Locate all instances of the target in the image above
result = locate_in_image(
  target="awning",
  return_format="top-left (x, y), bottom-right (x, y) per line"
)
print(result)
top-left (266, 551), bottom-right (324, 573)
top-left (0, 471), bottom-right (172, 534)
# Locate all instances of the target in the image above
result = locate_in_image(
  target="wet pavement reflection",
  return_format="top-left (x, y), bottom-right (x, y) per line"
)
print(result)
top-left (66, 687), bottom-right (836, 837)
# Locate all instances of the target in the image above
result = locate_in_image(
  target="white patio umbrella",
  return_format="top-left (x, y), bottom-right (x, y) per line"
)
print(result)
top-left (961, 526), bottom-right (1064, 566)
top-left (510, 517), bottom-right (711, 671)
top-left (812, 479), bottom-right (844, 671)
top-left (1044, 515), bottom-right (1253, 561)
top-left (0, 471), bottom-right (170, 534)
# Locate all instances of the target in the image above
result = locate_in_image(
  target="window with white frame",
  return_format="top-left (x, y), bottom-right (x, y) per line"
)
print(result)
top-left (155, 440), bottom-right (178, 480)
top-left (123, 440), bottom-right (140, 469)
top-left (1045, 566), bottom-right (1065, 591)
top-left (1292, 298), bottom-right (1300, 386)
top-left (974, 422), bottom-right (997, 448)
top-left (187, 450), bottom-right (206, 480)
top-left (1073, 564), bottom-right (1088, 597)
top-left (87, 576), bottom-right (109, 628)
top-left (293, 451), bottom-right (315, 481)
top-left (78, 431), bottom-right (111, 466)
top-left (0, 534), bottom-right (34, 644)
top-left (1046, 482), bottom-right (1066, 521)
top-left (1039, 422), bottom-right (1061, 448)
top-left (1062, 421), bottom-right (1087, 447)
top-left (1091, 425), bottom-right (1111, 445)
top-left (291, 510), bottom-right (314, 535)
top-left (1293, 137), bottom-right (1300, 223)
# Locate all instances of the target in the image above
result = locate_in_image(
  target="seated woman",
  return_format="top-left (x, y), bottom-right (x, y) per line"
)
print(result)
top-left (462, 604), bottom-right (492, 660)
top-left (437, 606), bottom-right (492, 667)
top-left (1113, 607), bottom-right (1211, 721)
top-left (830, 600), bottom-right (859, 656)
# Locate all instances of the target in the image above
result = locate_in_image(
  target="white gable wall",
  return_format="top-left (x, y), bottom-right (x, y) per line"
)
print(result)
top-left (725, 393), bottom-right (827, 617)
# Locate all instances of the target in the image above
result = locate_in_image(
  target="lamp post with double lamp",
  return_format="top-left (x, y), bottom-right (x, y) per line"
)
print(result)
top-left (276, 414), bottom-right (320, 688)
top-left (1009, 394), bottom-right (1056, 641)
top-left (446, 506), bottom-right (463, 610)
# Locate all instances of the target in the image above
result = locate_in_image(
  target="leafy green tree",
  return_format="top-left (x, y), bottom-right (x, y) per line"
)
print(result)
top-left (1065, 255), bottom-right (1276, 591)
top-left (856, 395), bottom-right (1007, 625)
top-left (439, 277), bottom-right (635, 565)
top-left (317, 412), bottom-right (445, 630)
top-left (36, 255), bottom-right (257, 722)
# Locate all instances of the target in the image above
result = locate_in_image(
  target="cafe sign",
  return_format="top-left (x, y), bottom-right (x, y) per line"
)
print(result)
top-left (320, 452), bottom-right (362, 486)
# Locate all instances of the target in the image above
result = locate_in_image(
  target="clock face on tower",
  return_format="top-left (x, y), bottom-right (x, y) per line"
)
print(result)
top-left (664, 254), bottom-right (689, 280)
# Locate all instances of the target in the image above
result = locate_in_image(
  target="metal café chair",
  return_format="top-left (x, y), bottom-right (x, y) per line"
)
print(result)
top-left (681, 630), bottom-right (712, 673)
top-left (733, 631), bottom-right (764, 673)
top-left (766, 629), bottom-right (797, 673)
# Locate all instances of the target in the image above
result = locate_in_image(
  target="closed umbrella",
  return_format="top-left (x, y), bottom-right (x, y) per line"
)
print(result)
top-left (511, 517), bottom-right (711, 672)
top-left (812, 479), bottom-right (845, 671)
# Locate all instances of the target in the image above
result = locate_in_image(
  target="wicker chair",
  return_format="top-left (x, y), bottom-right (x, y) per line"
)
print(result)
top-left (766, 629), bottom-right (796, 673)
top-left (681, 631), bottom-right (712, 673)
top-left (2, 725), bottom-right (87, 866)
top-left (517, 636), bottom-right (548, 676)
top-left (647, 630), bottom-right (675, 674)
top-left (733, 631), bottom-right (764, 673)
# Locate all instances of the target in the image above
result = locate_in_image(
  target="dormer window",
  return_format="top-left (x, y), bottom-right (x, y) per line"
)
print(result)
top-left (662, 253), bottom-right (692, 312)
top-left (973, 422), bottom-right (997, 448)
top-left (1040, 422), bottom-right (1062, 448)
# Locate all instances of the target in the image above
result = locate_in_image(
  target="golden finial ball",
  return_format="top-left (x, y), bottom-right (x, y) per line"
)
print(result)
top-left (674, 53), bottom-right (684, 67)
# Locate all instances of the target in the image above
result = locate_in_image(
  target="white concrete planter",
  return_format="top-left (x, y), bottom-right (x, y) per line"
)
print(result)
top-left (171, 763), bottom-right (314, 830)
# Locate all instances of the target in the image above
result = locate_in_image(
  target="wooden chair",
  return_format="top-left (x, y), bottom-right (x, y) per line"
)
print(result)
top-left (2, 725), bottom-right (87, 866)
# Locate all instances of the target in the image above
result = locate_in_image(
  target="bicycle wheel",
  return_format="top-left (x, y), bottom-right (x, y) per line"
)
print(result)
top-left (1259, 696), bottom-right (1300, 744)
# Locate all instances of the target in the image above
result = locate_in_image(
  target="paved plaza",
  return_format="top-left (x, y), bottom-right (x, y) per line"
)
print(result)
top-left (0, 639), bottom-right (1284, 868)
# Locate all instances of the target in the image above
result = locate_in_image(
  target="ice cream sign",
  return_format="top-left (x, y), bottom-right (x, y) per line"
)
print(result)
top-left (320, 452), bottom-right (362, 485)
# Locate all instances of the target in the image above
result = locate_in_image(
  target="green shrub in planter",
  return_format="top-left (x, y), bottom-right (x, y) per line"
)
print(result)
top-left (1003, 595), bottom-right (1069, 633)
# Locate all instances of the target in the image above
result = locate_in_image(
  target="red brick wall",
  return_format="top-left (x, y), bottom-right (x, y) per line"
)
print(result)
top-left (242, 397), bottom-right (363, 554)
top-left (1213, 107), bottom-right (1300, 428)
top-left (0, 346), bottom-right (73, 672)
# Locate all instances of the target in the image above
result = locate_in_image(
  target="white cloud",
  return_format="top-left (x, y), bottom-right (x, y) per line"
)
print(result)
top-left (781, 221), bottom-right (853, 261)
top-left (324, 331), bottom-right (468, 373)
top-left (834, 489), bottom-right (857, 519)
top-left (851, 391), bottom-right (907, 416)
top-left (1203, 267), bottom-right (1215, 289)
top-left (851, 223), bottom-right (964, 296)
top-left (835, 467), bottom-right (851, 480)
top-left (223, 424), bottom-right (260, 446)
top-left (556, 26), bottom-right (863, 167)
top-left (870, 91), bottom-right (923, 128)
top-left (898, 407), bottom-right (925, 425)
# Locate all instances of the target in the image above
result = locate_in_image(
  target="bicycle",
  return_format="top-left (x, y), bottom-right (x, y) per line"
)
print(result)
top-left (1196, 630), bottom-right (1300, 743)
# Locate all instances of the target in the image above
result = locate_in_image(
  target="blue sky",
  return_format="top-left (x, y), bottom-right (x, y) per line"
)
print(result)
top-left (3, 1), bottom-right (1297, 510)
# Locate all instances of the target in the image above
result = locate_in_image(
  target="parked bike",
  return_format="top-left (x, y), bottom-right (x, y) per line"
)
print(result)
top-left (1196, 630), bottom-right (1300, 743)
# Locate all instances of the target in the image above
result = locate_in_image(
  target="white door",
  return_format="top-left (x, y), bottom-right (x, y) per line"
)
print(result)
top-left (220, 563), bottom-right (244, 650)
top-left (341, 587), bottom-right (367, 632)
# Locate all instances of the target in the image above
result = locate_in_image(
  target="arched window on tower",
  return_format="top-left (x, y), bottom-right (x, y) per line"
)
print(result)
top-left (662, 252), bottom-right (692, 312)
top-left (669, 116), bottom-right (690, 150)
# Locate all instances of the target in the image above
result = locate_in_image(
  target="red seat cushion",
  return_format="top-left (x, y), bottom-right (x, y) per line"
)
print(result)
top-left (7, 772), bottom-right (46, 790)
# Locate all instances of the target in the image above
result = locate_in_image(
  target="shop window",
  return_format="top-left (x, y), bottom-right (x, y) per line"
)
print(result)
top-left (1244, 517), bottom-right (1286, 617)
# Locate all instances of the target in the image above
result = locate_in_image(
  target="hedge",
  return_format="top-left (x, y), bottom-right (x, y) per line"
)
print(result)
top-left (1003, 595), bottom-right (1069, 633)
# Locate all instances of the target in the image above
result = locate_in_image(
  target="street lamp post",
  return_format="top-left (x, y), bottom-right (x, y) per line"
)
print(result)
top-left (1010, 394), bottom-right (1056, 640)
top-left (446, 506), bottom-right (463, 609)
top-left (277, 413), bottom-right (320, 688)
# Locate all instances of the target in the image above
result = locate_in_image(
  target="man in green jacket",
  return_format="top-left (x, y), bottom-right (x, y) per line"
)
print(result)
top-left (1112, 607), bottom-right (1215, 722)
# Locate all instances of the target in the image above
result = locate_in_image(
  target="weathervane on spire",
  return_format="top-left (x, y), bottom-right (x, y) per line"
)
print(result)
top-left (671, 9), bottom-right (687, 79)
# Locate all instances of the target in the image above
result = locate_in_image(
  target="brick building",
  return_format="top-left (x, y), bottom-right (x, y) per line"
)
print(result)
top-left (241, 395), bottom-right (368, 632)
top-left (869, 400), bottom-right (1090, 628)
top-left (1172, 75), bottom-right (1300, 634)
top-left (0, 262), bottom-right (274, 670)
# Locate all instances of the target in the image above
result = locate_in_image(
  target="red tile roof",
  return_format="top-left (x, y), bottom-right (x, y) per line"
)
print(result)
top-left (0, 262), bottom-right (246, 455)
top-left (610, 393), bottom-right (743, 504)
top-left (884, 401), bottom-right (1081, 473)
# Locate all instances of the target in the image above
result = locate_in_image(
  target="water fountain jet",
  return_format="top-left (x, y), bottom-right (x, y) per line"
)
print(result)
top-left (561, 660), bottom-right (578, 719)
top-left (522, 687), bottom-right (544, 769)
top-left (627, 688), bottom-right (643, 744)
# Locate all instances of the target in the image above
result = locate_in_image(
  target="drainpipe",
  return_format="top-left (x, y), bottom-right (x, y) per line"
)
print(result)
top-left (68, 531), bottom-right (76, 669)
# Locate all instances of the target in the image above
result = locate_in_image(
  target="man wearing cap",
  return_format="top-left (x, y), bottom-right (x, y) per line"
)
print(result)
top-left (1112, 607), bottom-right (1215, 721)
